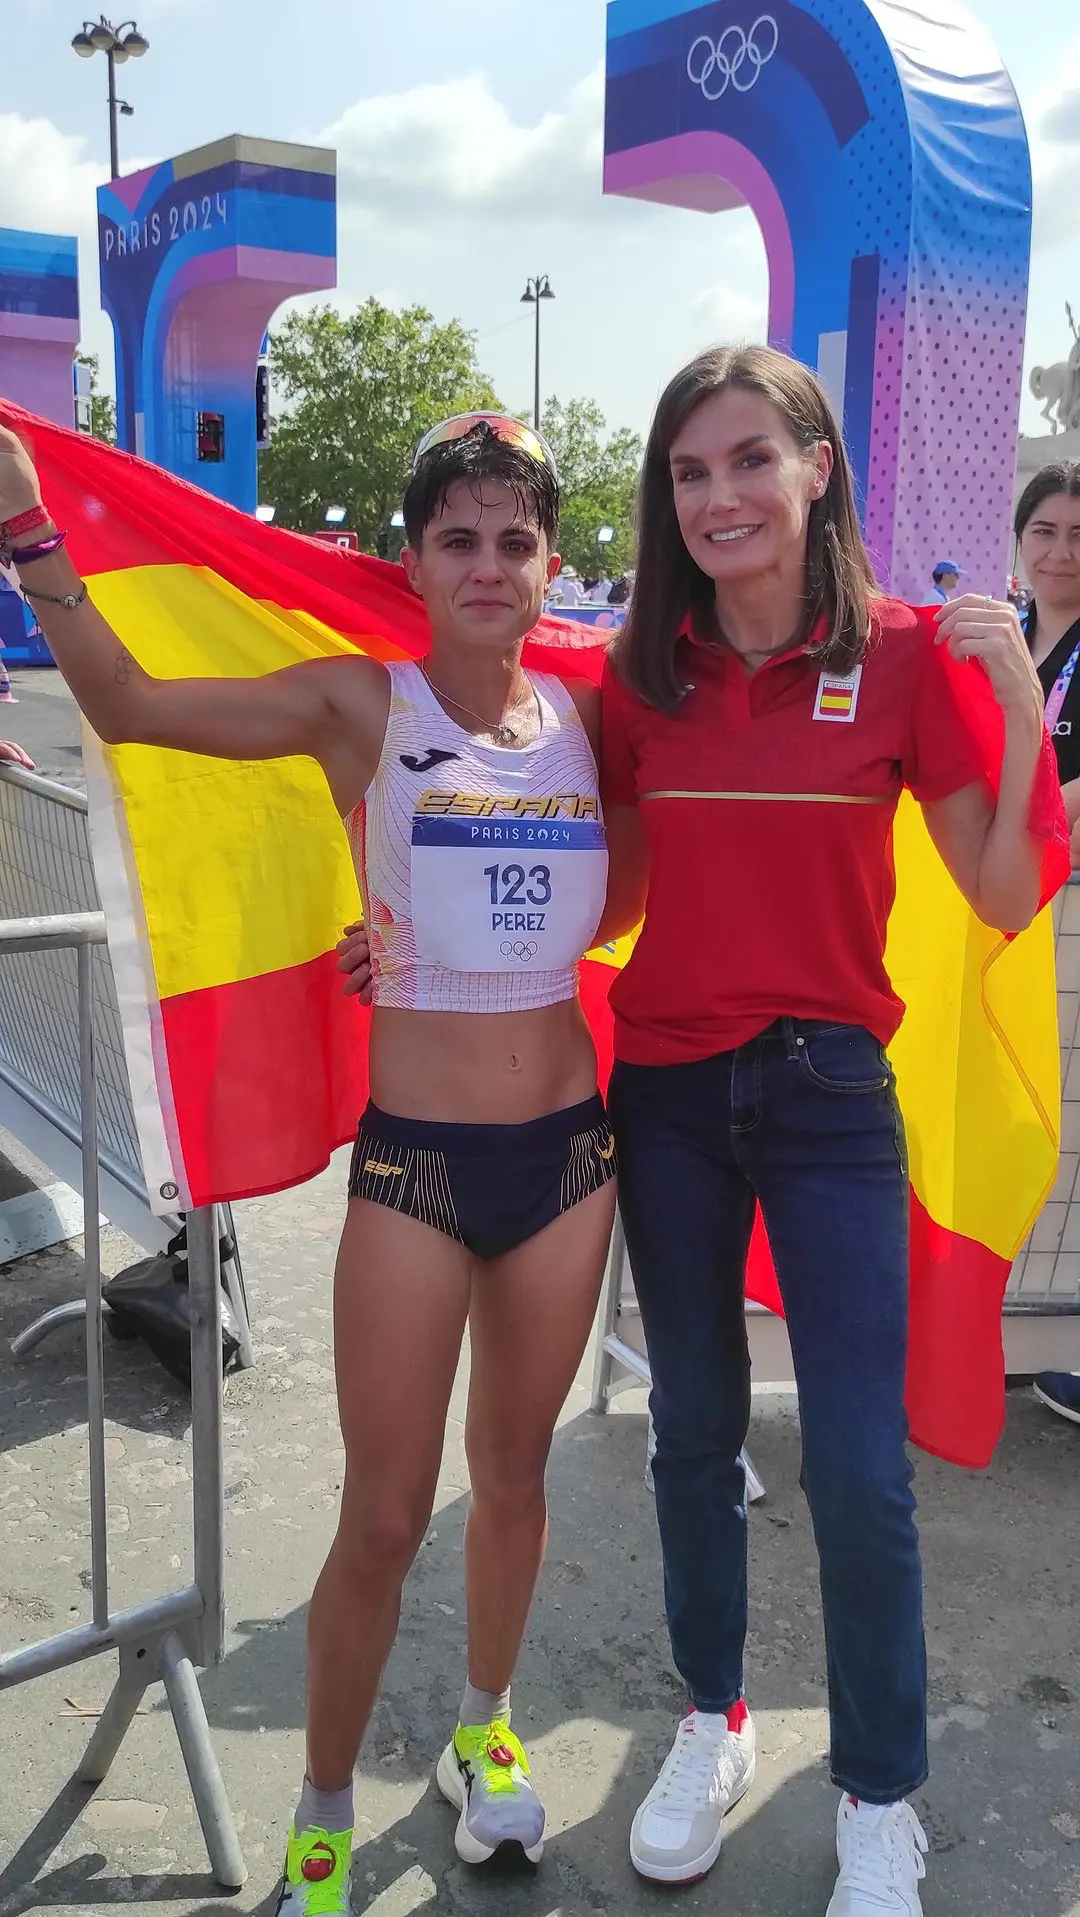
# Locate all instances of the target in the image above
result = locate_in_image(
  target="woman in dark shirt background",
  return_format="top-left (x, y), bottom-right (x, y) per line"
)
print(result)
top-left (1017, 460), bottom-right (1080, 1427)
top-left (1018, 461), bottom-right (1080, 820)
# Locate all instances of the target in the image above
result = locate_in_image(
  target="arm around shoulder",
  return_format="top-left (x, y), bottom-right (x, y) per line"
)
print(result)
top-left (596, 804), bottom-right (650, 944)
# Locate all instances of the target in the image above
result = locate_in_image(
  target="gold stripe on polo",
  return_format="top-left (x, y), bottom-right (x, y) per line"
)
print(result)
top-left (640, 790), bottom-right (893, 806)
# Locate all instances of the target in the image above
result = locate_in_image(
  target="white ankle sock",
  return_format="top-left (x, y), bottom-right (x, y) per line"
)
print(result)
top-left (460, 1681), bottom-right (512, 1727)
top-left (294, 1776), bottom-right (354, 1835)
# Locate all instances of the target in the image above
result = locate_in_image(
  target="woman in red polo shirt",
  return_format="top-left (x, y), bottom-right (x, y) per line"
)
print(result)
top-left (602, 345), bottom-right (1054, 1917)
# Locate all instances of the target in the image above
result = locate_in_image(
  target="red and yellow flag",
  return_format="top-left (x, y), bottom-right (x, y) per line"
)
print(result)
top-left (0, 404), bottom-right (1067, 1469)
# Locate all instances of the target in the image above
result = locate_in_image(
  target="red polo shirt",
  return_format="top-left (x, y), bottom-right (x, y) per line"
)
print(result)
top-left (601, 598), bottom-right (989, 1065)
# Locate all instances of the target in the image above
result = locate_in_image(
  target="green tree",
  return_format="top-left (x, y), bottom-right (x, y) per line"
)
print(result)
top-left (540, 397), bottom-right (642, 579)
top-left (75, 353), bottom-right (117, 444)
top-left (259, 301), bottom-right (501, 550)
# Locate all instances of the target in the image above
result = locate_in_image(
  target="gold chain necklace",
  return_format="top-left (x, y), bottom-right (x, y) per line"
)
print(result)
top-left (422, 667), bottom-right (535, 747)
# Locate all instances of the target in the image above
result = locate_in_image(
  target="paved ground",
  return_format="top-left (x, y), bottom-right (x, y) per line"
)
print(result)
top-left (1, 669), bottom-right (1079, 1917)
top-left (1, 668), bottom-right (87, 793)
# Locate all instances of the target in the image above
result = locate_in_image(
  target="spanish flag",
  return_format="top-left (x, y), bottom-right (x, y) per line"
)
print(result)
top-left (0, 404), bottom-right (1068, 1469)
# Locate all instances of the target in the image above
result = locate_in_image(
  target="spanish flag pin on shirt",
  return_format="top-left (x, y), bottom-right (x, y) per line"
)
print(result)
top-left (813, 665), bottom-right (863, 723)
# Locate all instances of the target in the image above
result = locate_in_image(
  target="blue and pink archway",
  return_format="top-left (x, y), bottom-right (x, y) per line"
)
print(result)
top-left (605, 0), bottom-right (1032, 600)
top-left (98, 136), bottom-right (336, 513)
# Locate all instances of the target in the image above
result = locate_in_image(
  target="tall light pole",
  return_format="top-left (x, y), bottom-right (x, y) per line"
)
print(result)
top-left (72, 17), bottom-right (150, 181)
top-left (520, 275), bottom-right (556, 431)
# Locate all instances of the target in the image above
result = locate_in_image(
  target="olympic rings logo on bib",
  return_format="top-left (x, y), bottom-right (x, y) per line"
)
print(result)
top-left (501, 941), bottom-right (540, 964)
top-left (687, 19), bottom-right (778, 100)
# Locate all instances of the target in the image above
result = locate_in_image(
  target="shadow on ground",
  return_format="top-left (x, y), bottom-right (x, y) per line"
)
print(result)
top-left (2, 1157), bottom-right (1079, 1917)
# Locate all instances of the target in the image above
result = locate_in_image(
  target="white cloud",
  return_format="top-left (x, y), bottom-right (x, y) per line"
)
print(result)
top-left (1042, 87), bottom-right (1080, 144)
top-left (691, 281), bottom-right (768, 343)
top-left (1029, 41), bottom-right (1080, 255)
top-left (0, 113), bottom-right (104, 238)
top-left (317, 67), bottom-right (623, 230)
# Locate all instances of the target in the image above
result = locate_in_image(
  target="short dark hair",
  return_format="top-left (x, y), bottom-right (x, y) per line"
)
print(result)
top-left (613, 344), bottom-right (878, 714)
top-left (1015, 460), bottom-right (1080, 542)
top-left (402, 421), bottom-right (560, 549)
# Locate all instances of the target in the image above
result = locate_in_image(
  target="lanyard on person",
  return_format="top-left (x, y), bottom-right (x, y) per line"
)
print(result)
top-left (1044, 634), bottom-right (1080, 734)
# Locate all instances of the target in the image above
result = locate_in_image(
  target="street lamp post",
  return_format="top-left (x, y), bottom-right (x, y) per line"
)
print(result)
top-left (520, 276), bottom-right (556, 431)
top-left (71, 17), bottom-right (150, 181)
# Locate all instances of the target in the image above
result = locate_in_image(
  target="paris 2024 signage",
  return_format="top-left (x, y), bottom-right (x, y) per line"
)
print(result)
top-left (605, 0), bottom-right (1032, 600)
top-left (98, 135), bottom-right (336, 513)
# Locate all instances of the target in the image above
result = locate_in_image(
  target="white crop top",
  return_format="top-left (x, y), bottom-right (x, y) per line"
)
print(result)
top-left (346, 661), bottom-right (608, 1013)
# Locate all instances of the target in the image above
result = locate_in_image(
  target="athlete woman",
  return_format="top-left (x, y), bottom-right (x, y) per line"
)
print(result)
top-left (0, 414), bottom-right (624, 1911)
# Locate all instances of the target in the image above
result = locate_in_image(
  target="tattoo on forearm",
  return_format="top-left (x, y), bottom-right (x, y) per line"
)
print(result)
top-left (114, 646), bottom-right (136, 685)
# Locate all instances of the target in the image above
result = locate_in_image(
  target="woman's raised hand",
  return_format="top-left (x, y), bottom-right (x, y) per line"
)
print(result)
top-left (0, 426), bottom-right (44, 527)
top-left (935, 593), bottom-right (1044, 724)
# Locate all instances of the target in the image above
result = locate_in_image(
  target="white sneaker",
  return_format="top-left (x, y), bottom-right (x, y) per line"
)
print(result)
top-left (630, 1707), bottom-right (756, 1884)
top-left (826, 1795), bottom-right (928, 1914)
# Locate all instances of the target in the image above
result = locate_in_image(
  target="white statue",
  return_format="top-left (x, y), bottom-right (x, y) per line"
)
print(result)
top-left (1030, 304), bottom-right (1080, 435)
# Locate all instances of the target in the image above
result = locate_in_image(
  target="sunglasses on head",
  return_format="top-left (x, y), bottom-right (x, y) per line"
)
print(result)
top-left (412, 412), bottom-right (559, 481)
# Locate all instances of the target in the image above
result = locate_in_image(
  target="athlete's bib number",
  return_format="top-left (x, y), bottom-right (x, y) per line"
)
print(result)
top-left (411, 818), bottom-right (607, 973)
top-left (485, 861), bottom-right (553, 913)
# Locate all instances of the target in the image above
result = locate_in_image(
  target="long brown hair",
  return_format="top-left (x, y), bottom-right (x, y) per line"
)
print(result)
top-left (615, 345), bottom-right (879, 713)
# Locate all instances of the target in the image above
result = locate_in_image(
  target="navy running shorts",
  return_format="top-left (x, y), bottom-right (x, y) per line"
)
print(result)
top-left (347, 1094), bottom-right (617, 1260)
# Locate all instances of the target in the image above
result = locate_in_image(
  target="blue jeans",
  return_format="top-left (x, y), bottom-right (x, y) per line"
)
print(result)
top-left (608, 1020), bottom-right (928, 1803)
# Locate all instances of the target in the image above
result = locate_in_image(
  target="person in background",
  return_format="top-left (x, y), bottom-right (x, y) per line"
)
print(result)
top-left (931, 560), bottom-right (962, 604)
top-left (607, 573), bottom-right (631, 607)
top-left (1014, 458), bottom-right (1080, 1426)
top-left (588, 571), bottom-right (612, 605)
top-left (548, 564), bottom-right (583, 608)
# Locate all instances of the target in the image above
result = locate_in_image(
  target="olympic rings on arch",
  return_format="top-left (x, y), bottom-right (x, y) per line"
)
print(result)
top-left (686, 18), bottom-right (779, 101)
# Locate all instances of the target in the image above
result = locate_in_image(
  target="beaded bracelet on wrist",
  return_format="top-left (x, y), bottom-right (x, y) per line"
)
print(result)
top-left (21, 580), bottom-right (88, 610)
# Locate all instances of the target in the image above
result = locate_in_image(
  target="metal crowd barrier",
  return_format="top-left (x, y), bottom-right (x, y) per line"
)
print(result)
top-left (0, 915), bottom-right (246, 1888)
top-left (1006, 875), bottom-right (1080, 1358)
top-left (0, 762), bottom-right (252, 1362)
top-left (594, 882), bottom-right (1080, 1416)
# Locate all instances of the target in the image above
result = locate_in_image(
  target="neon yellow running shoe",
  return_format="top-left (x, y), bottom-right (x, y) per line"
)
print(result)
top-left (436, 1718), bottom-right (546, 1864)
top-left (274, 1825), bottom-right (352, 1917)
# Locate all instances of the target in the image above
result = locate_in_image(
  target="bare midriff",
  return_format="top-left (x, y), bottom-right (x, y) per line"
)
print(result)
top-left (368, 998), bottom-right (599, 1125)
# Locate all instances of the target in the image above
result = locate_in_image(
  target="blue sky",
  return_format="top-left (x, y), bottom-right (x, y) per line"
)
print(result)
top-left (5, 0), bottom-right (1080, 440)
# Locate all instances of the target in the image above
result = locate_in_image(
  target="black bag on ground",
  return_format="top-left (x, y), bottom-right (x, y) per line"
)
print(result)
top-left (102, 1221), bottom-right (240, 1387)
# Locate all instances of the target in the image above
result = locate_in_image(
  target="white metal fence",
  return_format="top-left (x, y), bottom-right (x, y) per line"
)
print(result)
top-left (0, 914), bottom-right (246, 1887)
top-left (0, 766), bottom-right (256, 1885)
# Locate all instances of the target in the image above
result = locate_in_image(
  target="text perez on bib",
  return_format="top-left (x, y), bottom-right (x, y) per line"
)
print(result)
top-left (411, 790), bottom-right (607, 967)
